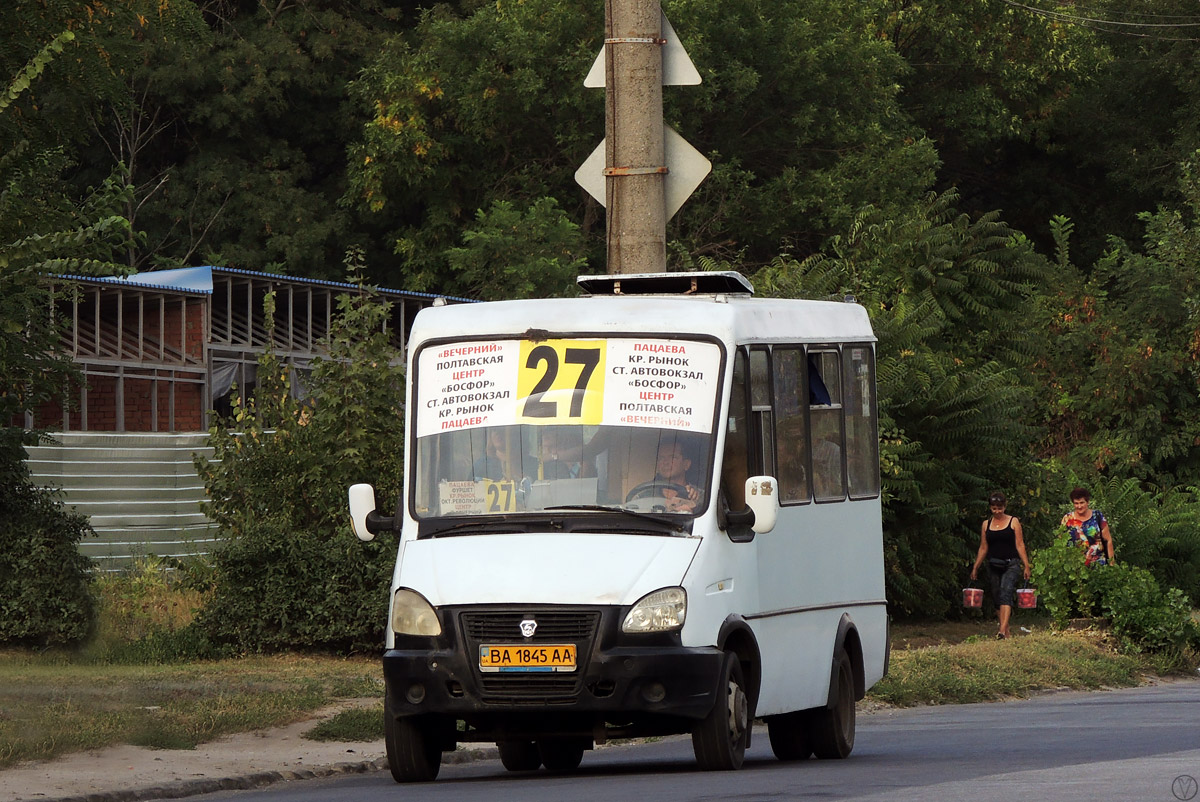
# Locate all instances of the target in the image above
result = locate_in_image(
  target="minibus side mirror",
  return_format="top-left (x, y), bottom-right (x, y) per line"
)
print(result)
top-left (349, 483), bottom-right (395, 541)
top-left (743, 476), bottom-right (779, 534)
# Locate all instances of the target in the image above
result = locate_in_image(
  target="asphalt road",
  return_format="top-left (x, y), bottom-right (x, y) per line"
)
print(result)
top-left (195, 680), bottom-right (1200, 802)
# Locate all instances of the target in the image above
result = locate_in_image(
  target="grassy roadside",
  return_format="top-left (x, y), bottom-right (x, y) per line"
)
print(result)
top-left (872, 623), bottom-right (1151, 707)
top-left (0, 653), bottom-right (380, 767)
top-left (1, 617), bottom-right (1194, 767)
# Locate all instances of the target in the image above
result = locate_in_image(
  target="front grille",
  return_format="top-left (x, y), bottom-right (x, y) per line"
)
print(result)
top-left (477, 676), bottom-right (580, 703)
top-left (460, 609), bottom-right (601, 704)
top-left (462, 611), bottom-right (598, 642)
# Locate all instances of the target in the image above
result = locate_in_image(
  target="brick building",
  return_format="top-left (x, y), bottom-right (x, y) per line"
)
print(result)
top-left (21, 266), bottom-right (458, 568)
top-left (26, 265), bottom-right (451, 432)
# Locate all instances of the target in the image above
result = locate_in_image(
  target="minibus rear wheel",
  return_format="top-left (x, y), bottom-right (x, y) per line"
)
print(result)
top-left (385, 706), bottom-right (442, 782)
top-left (692, 651), bottom-right (749, 770)
top-left (807, 648), bottom-right (856, 759)
top-left (498, 740), bottom-right (541, 771)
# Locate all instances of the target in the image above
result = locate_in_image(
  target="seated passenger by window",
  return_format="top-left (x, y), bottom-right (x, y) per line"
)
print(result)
top-left (539, 427), bottom-right (591, 479)
top-left (473, 428), bottom-right (537, 481)
top-left (812, 431), bottom-right (842, 498)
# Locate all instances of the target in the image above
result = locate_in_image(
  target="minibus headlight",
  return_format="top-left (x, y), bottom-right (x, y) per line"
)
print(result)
top-left (622, 587), bottom-right (687, 633)
top-left (391, 589), bottom-right (442, 637)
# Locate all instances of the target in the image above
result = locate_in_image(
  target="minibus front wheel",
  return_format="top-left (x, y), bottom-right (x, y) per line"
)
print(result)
top-left (498, 740), bottom-right (541, 772)
top-left (765, 710), bottom-right (813, 761)
top-left (385, 704), bottom-right (443, 782)
top-left (691, 651), bottom-right (749, 771)
top-left (538, 738), bottom-right (587, 771)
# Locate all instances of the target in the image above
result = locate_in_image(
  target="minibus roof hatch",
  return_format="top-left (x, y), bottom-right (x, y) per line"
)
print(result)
top-left (576, 271), bottom-right (753, 297)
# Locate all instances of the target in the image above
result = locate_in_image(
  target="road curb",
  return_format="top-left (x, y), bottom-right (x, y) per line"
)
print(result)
top-left (30, 747), bottom-right (501, 802)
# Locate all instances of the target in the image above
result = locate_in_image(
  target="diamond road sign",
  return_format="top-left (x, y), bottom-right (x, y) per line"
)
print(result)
top-left (574, 125), bottom-right (712, 221)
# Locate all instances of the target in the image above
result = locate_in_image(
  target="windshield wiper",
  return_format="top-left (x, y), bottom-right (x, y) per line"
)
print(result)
top-left (420, 516), bottom-right (528, 538)
top-left (542, 505), bottom-right (690, 533)
top-left (419, 507), bottom-right (691, 538)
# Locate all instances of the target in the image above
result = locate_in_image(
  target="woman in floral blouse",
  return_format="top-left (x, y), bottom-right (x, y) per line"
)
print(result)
top-left (1061, 487), bottom-right (1114, 566)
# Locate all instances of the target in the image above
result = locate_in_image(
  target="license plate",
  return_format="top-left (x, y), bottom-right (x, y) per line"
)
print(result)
top-left (479, 644), bottom-right (577, 673)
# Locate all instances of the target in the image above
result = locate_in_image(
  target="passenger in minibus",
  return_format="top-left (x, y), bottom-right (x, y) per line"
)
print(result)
top-left (473, 428), bottom-right (537, 481)
top-left (812, 430), bottom-right (843, 498)
top-left (538, 427), bottom-right (590, 479)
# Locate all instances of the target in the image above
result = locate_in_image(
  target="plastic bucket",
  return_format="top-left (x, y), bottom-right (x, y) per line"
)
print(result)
top-left (962, 587), bottom-right (983, 608)
top-left (1016, 587), bottom-right (1037, 609)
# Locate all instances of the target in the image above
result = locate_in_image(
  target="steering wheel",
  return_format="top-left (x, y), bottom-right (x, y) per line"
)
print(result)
top-left (625, 481), bottom-right (692, 504)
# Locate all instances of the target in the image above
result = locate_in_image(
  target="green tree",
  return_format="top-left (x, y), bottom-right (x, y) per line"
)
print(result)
top-left (2, 1), bottom-right (404, 277)
top-left (1, 30), bottom-right (134, 425)
top-left (347, 0), bottom-right (603, 291)
top-left (91, 1), bottom-right (405, 276)
top-left (754, 191), bottom-right (1050, 614)
top-left (347, 0), bottom-right (938, 291)
top-left (1033, 180), bottom-right (1200, 487)
top-left (0, 3), bottom-right (135, 152)
top-left (1, 31), bottom-right (134, 648)
top-left (666, 0), bottom-right (938, 259)
top-left (875, 0), bottom-right (1098, 152)
top-left (1038, 0), bottom-right (1200, 259)
top-left (869, 0), bottom-right (1106, 249)
top-left (444, 198), bottom-right (586, 300)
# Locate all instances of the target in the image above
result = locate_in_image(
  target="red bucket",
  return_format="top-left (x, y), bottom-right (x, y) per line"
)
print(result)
top-left (1016, 587), bottom-right (1037, 609)
top-left (962, 587), bottom-right (983, 608)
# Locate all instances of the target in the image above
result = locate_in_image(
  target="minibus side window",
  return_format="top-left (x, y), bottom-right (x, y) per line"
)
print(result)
top-left (749, 348), bottom-right (775, 479)
top-left (721, 350), bottom-right (750, 512)
top-left (809, 349), bottom-right (845, 501)
top-left (843, 345), bottom-right (880, 498)
top-left (772, 347), bottom-right (810, 504)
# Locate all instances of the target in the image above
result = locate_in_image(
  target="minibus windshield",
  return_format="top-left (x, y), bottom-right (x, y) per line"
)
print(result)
top-left (411, 336), bottom-right (723, 522)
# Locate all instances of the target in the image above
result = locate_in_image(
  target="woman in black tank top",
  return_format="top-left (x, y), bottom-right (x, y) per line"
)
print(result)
top-left (969, 491), bottom-right (1032, 639)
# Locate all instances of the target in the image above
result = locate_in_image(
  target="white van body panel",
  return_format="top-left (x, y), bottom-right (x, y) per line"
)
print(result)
top-left (748, 498), bottom-right (887, 714)
top-left (401, 295), bottom-right (874, 358)
top-left (395, 533), bottom-right (701, 608)
top-left (675, 512), bottom-right (760, 643)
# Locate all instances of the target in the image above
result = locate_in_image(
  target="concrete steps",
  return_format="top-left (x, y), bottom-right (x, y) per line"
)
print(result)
top-left (26, 432), bottom-right (220, 570)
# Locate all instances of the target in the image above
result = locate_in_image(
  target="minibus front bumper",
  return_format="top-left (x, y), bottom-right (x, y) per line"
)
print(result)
top-left (382, 606), bottom-right (724, 720)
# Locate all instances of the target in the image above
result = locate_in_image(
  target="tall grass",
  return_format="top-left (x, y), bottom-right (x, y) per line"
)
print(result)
top-left (81, 556), bottom-right (210, 663)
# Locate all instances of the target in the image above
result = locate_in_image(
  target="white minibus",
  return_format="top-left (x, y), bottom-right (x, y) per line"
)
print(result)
top-left (350, 271), bottom-right (888, 782)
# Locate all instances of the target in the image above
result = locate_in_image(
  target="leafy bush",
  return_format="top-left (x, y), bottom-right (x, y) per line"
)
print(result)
top-left (91, 623), bottom-right (233, 665)
top-left (1030, 532), bottom-right (1097, 627)
top-left (1089, 564), bottom-right (1199, 658)
top-left (194, 267), bottom-right (404, 652)
top-left (1032, 533), bottom-right (1199, 662)
top-left (0, 430), bottom-right (96, 647)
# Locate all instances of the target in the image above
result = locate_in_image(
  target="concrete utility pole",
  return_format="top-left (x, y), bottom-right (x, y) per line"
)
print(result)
top-left (604, 0), bottom-right (666, 274)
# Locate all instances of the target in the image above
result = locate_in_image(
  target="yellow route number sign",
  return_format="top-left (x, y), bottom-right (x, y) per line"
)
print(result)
top-left (516, 340), bottom-right (605, 424)
top-left (483, 480), bottom-right (517, 513)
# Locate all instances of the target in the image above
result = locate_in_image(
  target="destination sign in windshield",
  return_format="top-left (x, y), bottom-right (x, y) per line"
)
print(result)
top-left (416, 338), bottom-right (721, 438)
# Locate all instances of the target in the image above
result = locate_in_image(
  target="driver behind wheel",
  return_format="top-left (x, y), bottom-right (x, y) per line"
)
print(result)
top-left (653, 441), bottom-right (702, 512)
